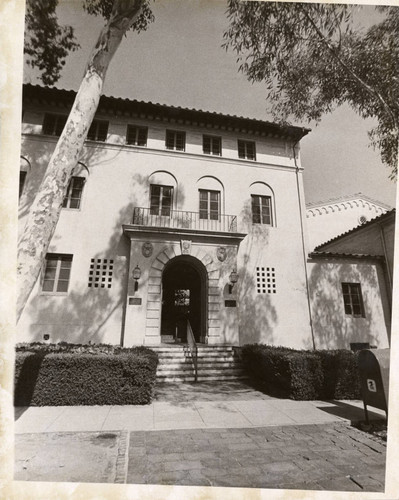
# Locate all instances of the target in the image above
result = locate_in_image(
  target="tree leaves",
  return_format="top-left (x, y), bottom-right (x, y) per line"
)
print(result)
top-left (24, 0), bottom-right (154, 86)
top-left (223, 1), bottom-right (399, 178)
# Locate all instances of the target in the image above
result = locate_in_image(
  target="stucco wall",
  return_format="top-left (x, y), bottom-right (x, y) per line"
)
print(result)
top-left (306, 199), bottom-right (388, 251)
top-left (308, 258), bottom-right (391, 350)
top-left (18, 101), bottom-right (316, 347)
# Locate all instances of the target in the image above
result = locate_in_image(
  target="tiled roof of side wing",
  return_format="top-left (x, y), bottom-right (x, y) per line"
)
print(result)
top-left (313, 209), bottom-right (396, 251)
top-left (309, 251), bottom-right (384, 260)
top-left (306, 192), bottom-right (393, 211)
top-left (22, 83), bottom-right (310, 140)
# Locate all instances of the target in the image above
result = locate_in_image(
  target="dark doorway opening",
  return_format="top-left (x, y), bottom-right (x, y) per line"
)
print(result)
top-left (161, 256), bottom-right (207, 343)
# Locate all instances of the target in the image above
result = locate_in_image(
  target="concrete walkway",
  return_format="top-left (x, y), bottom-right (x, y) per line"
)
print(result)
top-left (15, 381), bottom-right (385, 434)
top-left (14, 381), bottom-right (387, 490)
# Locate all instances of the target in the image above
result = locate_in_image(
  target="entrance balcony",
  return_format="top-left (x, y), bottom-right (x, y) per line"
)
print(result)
top-left (132, 207), bottom-right (238, 233)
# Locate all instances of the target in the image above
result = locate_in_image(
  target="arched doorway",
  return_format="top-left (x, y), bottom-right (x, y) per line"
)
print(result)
top-left (161, 256), bottom-right (207, 343)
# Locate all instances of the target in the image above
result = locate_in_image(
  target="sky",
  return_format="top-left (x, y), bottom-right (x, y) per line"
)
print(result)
top-left (24, 0), bottom-right (398, 207)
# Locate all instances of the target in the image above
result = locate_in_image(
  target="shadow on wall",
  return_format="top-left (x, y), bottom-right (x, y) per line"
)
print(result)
top-left (308, 261), bottom-right (381, 350)
top-left (234, 201), bottom-right (278, 345)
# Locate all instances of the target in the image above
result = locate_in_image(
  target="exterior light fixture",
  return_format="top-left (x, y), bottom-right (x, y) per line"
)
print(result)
top-left (133, 265), bottom-right (141, 291)
top-left (229, 269), bottom-right (238, 294)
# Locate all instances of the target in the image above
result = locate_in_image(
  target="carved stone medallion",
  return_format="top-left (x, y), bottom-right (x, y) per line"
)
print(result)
top-left (216, 246), bottom-right (227, 262)
top-left (142, 242), bottom-right (153, 258)
top-left (181, 240), bottom-right (192, 255)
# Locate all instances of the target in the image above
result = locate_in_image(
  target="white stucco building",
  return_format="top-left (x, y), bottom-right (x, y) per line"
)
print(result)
top-left (18, 85), bottom-right (393, 352)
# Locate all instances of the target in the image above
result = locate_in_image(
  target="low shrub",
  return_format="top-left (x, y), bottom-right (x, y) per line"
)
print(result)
top-left (242, 344), bottom-right (361, 400)
top-left (14, 344), bottom-right (158, 406)
top-left (317, 349), bottom-right (361, 399)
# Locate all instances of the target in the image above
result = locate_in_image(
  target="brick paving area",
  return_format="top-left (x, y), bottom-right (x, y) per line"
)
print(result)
top-left (126, 423), bottom-right (386, 491)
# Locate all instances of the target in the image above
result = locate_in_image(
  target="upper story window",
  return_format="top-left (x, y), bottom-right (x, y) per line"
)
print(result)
top-left (42, 254), bottom-right (73, 294)
top-left (252, 195), bottom-right (273, 225)
top-left (342, 283), bottom-right (365, 318)
top-left (238, 139), bottom-right (256, 161)
top-left (19, 171), bottom-right (27, 198)
top-left (126, 125), bottom-right (148, 146)
top-left (203, 135), bottom-right (222, 156)
top-left (42, 113), bottom-right (67, 136)
top-left (199, 190), bottom-right (220, 220)
top-left (150, 184), bottom-right (173, 216)
top-left (87, 119), bottom-right (109, 142)
top-left (166, 130), bottom-right (185, 151)
top-left (62, 176), bottom-right (85, 209)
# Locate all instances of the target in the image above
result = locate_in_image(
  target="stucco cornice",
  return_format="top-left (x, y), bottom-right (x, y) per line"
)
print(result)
top-left (122, 224), bottom-right (247, 245)
top-left (23, 84), bottom-right (310, 142)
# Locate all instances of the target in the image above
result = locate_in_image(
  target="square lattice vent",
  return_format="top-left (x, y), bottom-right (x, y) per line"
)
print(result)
top-left (88, 258), bottom-right (114, 288)
top-left (256, 267), bottom-right (276, 294)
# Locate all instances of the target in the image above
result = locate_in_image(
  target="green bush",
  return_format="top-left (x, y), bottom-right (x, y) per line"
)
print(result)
top-left (242, 344), bottom-right (361, 400)
top-left (14, 345), bottom-right (158, 406)
top-left (317, 349), bottom-right (361, 399)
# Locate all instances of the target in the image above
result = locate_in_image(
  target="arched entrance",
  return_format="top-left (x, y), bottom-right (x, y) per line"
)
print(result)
top-left (161, 256), bottom-right (207, 343)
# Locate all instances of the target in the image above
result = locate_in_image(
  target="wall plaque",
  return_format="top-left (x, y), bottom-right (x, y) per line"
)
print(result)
top-left (225, 300), bottom-right (237, 307)
top-left (181, 240), bottom-right (191, 255)
top-left (129, 297), bottom-right (142, 305)
top-left (142, 242), bottom-right (153, 258)
top-left (217, 247), bottom-right (227, 262)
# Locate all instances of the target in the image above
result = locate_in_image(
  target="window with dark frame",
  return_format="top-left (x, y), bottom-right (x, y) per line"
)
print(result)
top-left (342, 283), bottom-right (365, 317)
top-left (203, 135), bottom-right (222, 156)
top-left (150, 185), bottom-right (173, 216)
top-left (251, 195), bottom-right (272, 225)
top-left (87, 119), bottom-right (109, 142)
top-left (42, 113), bottom-right (67, 136)
top-left (19, 171), bottom-right (27, 198)
top-left (199, 190), bottom-right (220, 220)
top-left (165, 130), bottom-right (185, 151)
top-left (238, 139), bottom-right (256, 160)
top-left (42, 254), bottom-right (72, 293)
top-left (126, 125), bottom-right (148, 146)
top-left (62, 176), bottom-right (85, 209)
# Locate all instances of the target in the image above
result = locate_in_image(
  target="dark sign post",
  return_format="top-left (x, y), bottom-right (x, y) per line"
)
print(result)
top-left (357, 349), bottom-right (390, 424)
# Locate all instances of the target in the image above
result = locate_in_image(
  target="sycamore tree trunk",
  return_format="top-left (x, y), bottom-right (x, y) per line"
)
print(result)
top-left (17, 0), bottom-right (144, 321)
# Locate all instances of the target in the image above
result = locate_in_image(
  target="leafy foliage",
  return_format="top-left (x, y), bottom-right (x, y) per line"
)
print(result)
top-left (241, 344), bottom-right (362, 400)
top-left (24, 0), bottom-right (154, 86)
top-left (14, 345), bottom-right (159, 406)
top-left (223, 2), bottom-right (399, 178)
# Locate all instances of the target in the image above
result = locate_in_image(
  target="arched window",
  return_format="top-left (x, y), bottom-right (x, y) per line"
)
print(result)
top-left (62, 162), bottom-right (89, 210)
top-left (196, 176), bottom-right (224, 221)
top-left (19, 156), bottom-right (31, 198)
top-left (148, 171), bottom-right (178, 216)
top-left (249, 182), bottom-right (275, 226)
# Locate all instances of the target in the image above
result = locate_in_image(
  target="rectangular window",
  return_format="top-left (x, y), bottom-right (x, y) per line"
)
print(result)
top-left (203, 135), bottom-right (222, 156)
top-left (252, 195), bottom-right (272, 225)
top-left (199, 190), bottom-right (220, 220)
top-left (87, 119), bottom-right (109, 142)
top-left (150, 185), bottom-right (173, 216)
top-left (342, 283), bottom-right (365, 317)
top-left (42, 113), bottom-right (67, 136)
top-left (166, 130), bottom-right (186, 151)
top-left (62, 176), bottom-right (85, 209)
top-left (126, 125), bottom-right (148, 146)
top-left (19, 171), bottom-right (27, 198)
top-left (42, 254), bottom-right (72, 293)
top-left (238, 139), bottom-right (256, 160)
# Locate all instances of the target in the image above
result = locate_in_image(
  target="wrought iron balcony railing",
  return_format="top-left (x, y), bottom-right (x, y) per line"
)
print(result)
top-left (132, 207), bottom-right (238, 233)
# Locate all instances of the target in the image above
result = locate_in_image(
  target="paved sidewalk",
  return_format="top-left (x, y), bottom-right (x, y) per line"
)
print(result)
top-left (14, 381), bottom-right (387, 490)
top-left (15, 381), bottom-right (385, 434)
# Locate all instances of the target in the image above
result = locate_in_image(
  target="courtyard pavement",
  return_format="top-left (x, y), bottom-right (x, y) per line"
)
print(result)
top-left (14, 381), bottom-right (387, 491)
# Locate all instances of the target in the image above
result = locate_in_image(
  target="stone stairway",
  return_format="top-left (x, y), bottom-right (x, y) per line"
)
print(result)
top-left (150, 345), bottom-right (247, 382)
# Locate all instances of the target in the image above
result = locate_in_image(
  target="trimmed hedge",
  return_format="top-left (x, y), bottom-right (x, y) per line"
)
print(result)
top-left (15, 344), bottom-right (158, 406)
top-left (241, 344), bottom-right (361, 400)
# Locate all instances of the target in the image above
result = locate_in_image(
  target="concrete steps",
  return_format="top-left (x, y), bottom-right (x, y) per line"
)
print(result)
top-left (150, 345), bottom-right (247, 382)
